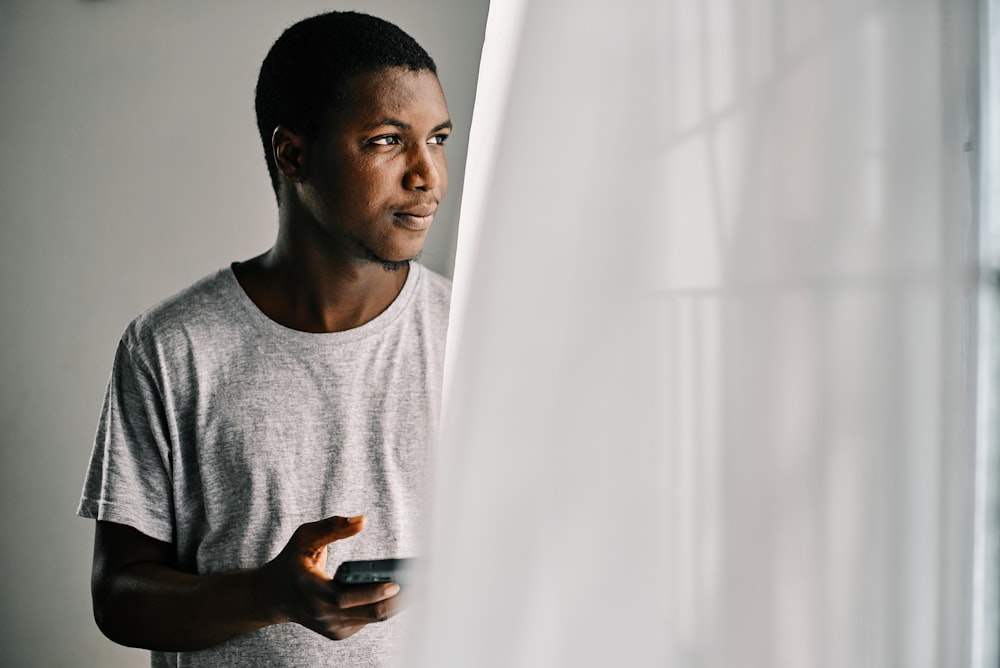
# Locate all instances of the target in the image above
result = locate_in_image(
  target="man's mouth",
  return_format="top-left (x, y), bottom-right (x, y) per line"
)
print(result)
top-left (394, 208), bottom-right (436, 231)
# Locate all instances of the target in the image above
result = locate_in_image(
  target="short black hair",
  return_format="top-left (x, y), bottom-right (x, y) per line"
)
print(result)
top-left (254, 11), bottom-right (437, 198)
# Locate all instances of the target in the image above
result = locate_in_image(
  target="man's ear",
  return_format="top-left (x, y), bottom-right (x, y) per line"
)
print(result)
top-left (272, 126), bottom-right (306, 183)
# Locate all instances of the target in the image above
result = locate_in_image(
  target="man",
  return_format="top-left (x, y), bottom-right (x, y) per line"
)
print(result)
top-left (77, 11), bottom-right (452, 666)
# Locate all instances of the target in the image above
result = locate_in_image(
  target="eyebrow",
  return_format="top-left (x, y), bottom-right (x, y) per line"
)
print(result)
top-left (361, 118), bottom-right (453, 133)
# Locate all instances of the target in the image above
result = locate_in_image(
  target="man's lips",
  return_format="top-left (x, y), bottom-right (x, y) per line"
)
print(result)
top-left (394, 207), bottom-right (437, 231)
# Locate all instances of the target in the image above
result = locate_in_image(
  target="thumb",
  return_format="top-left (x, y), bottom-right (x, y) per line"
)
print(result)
top-left (293, 515), bottom-right (366, 558)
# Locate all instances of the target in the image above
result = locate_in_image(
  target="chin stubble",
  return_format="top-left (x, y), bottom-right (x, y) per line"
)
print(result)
top-left (356, 239), bottom-right (420, 272)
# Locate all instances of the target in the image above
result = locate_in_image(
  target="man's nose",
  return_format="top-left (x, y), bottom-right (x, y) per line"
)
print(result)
top-left (403, 145), bottom-right (443, 191)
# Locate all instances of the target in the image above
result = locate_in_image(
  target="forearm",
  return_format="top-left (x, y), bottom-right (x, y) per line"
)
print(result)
top-left (90, 516), bottom-right (393, 650)
top-left (93, 561), bottom-right (281, 652)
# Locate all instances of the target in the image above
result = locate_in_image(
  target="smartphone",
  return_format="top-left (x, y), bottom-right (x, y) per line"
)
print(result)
top-left (333, 557), bottom-right (414, 586)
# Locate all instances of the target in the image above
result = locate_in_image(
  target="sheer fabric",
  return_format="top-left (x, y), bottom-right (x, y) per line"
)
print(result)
top-left (409, 1), bottom-right (984, 666)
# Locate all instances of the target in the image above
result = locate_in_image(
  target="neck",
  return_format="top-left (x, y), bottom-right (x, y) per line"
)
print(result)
top-left (233, 223), bottom-right (409, 334)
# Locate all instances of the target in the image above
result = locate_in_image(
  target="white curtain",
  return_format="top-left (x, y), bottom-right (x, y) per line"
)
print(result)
top-left (407, 0), bottom-right (990, 666)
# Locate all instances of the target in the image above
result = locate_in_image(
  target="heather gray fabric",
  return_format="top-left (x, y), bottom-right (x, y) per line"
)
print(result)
top-left (78, 262), bottom-right (450, 667)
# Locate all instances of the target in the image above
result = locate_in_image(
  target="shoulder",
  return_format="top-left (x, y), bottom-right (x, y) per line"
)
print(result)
top-left (411, 262), bottom-right (452, 312)
top-left (392, 263), bottom-right (450, 349)
top-left (121, 268), bottom-right (240, 358)
top-left (407, 263), bottom-right (452, 335)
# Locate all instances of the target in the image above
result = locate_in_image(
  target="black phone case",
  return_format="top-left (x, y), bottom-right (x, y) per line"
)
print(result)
top-left (333, 557), bottom-right (411, 584)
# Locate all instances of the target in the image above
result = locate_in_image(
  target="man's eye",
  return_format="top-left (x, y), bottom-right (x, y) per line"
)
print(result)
top-left (371, 135), bottom-right (401, 145)
top-left (429, 134), bottom-right (449, 146)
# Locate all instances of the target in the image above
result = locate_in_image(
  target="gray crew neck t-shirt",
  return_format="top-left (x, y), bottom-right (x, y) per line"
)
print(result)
top-left (78, 262), bottom-right (450, 667)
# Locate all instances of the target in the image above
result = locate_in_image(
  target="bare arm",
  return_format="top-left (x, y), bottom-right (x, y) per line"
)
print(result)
top-left (90, 515), bottom-right (402, 651)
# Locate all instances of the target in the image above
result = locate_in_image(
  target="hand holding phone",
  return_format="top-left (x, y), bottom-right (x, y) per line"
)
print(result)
top-left (257, 515), bottom-right (405, 641)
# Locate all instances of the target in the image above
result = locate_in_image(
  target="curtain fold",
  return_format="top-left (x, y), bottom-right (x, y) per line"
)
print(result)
top-left (408, 1), bottom-right (984, 666)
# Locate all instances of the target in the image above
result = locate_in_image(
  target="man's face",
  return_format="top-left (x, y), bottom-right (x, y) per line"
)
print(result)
top-left (298, 67), bottom-right (451, 267)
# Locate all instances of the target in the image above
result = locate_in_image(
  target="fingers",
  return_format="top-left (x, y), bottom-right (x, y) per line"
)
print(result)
top-left (328, 624), bottom-right (365, 641)
top-left (328, 586), bottom-right (404, 625)
top-left (331, 582), bottom-right (400, 610)
top-left (342, 598), bottom-right (402, 624)
top-left (275, 514), bottom-right (409, 641)
top-left (290, 576), bottom-right (404, 641)
top-left (300, 582), bottom-right (403, 641)
top-left (293, 516), bottom-right (366, 557)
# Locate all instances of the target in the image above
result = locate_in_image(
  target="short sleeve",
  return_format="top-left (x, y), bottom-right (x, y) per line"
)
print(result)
top-left (77, 337), bottom-right (175, 544)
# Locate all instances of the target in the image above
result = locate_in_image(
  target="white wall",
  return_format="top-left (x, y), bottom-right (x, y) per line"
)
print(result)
top-left (0, 1), bottom-right (487, 665)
